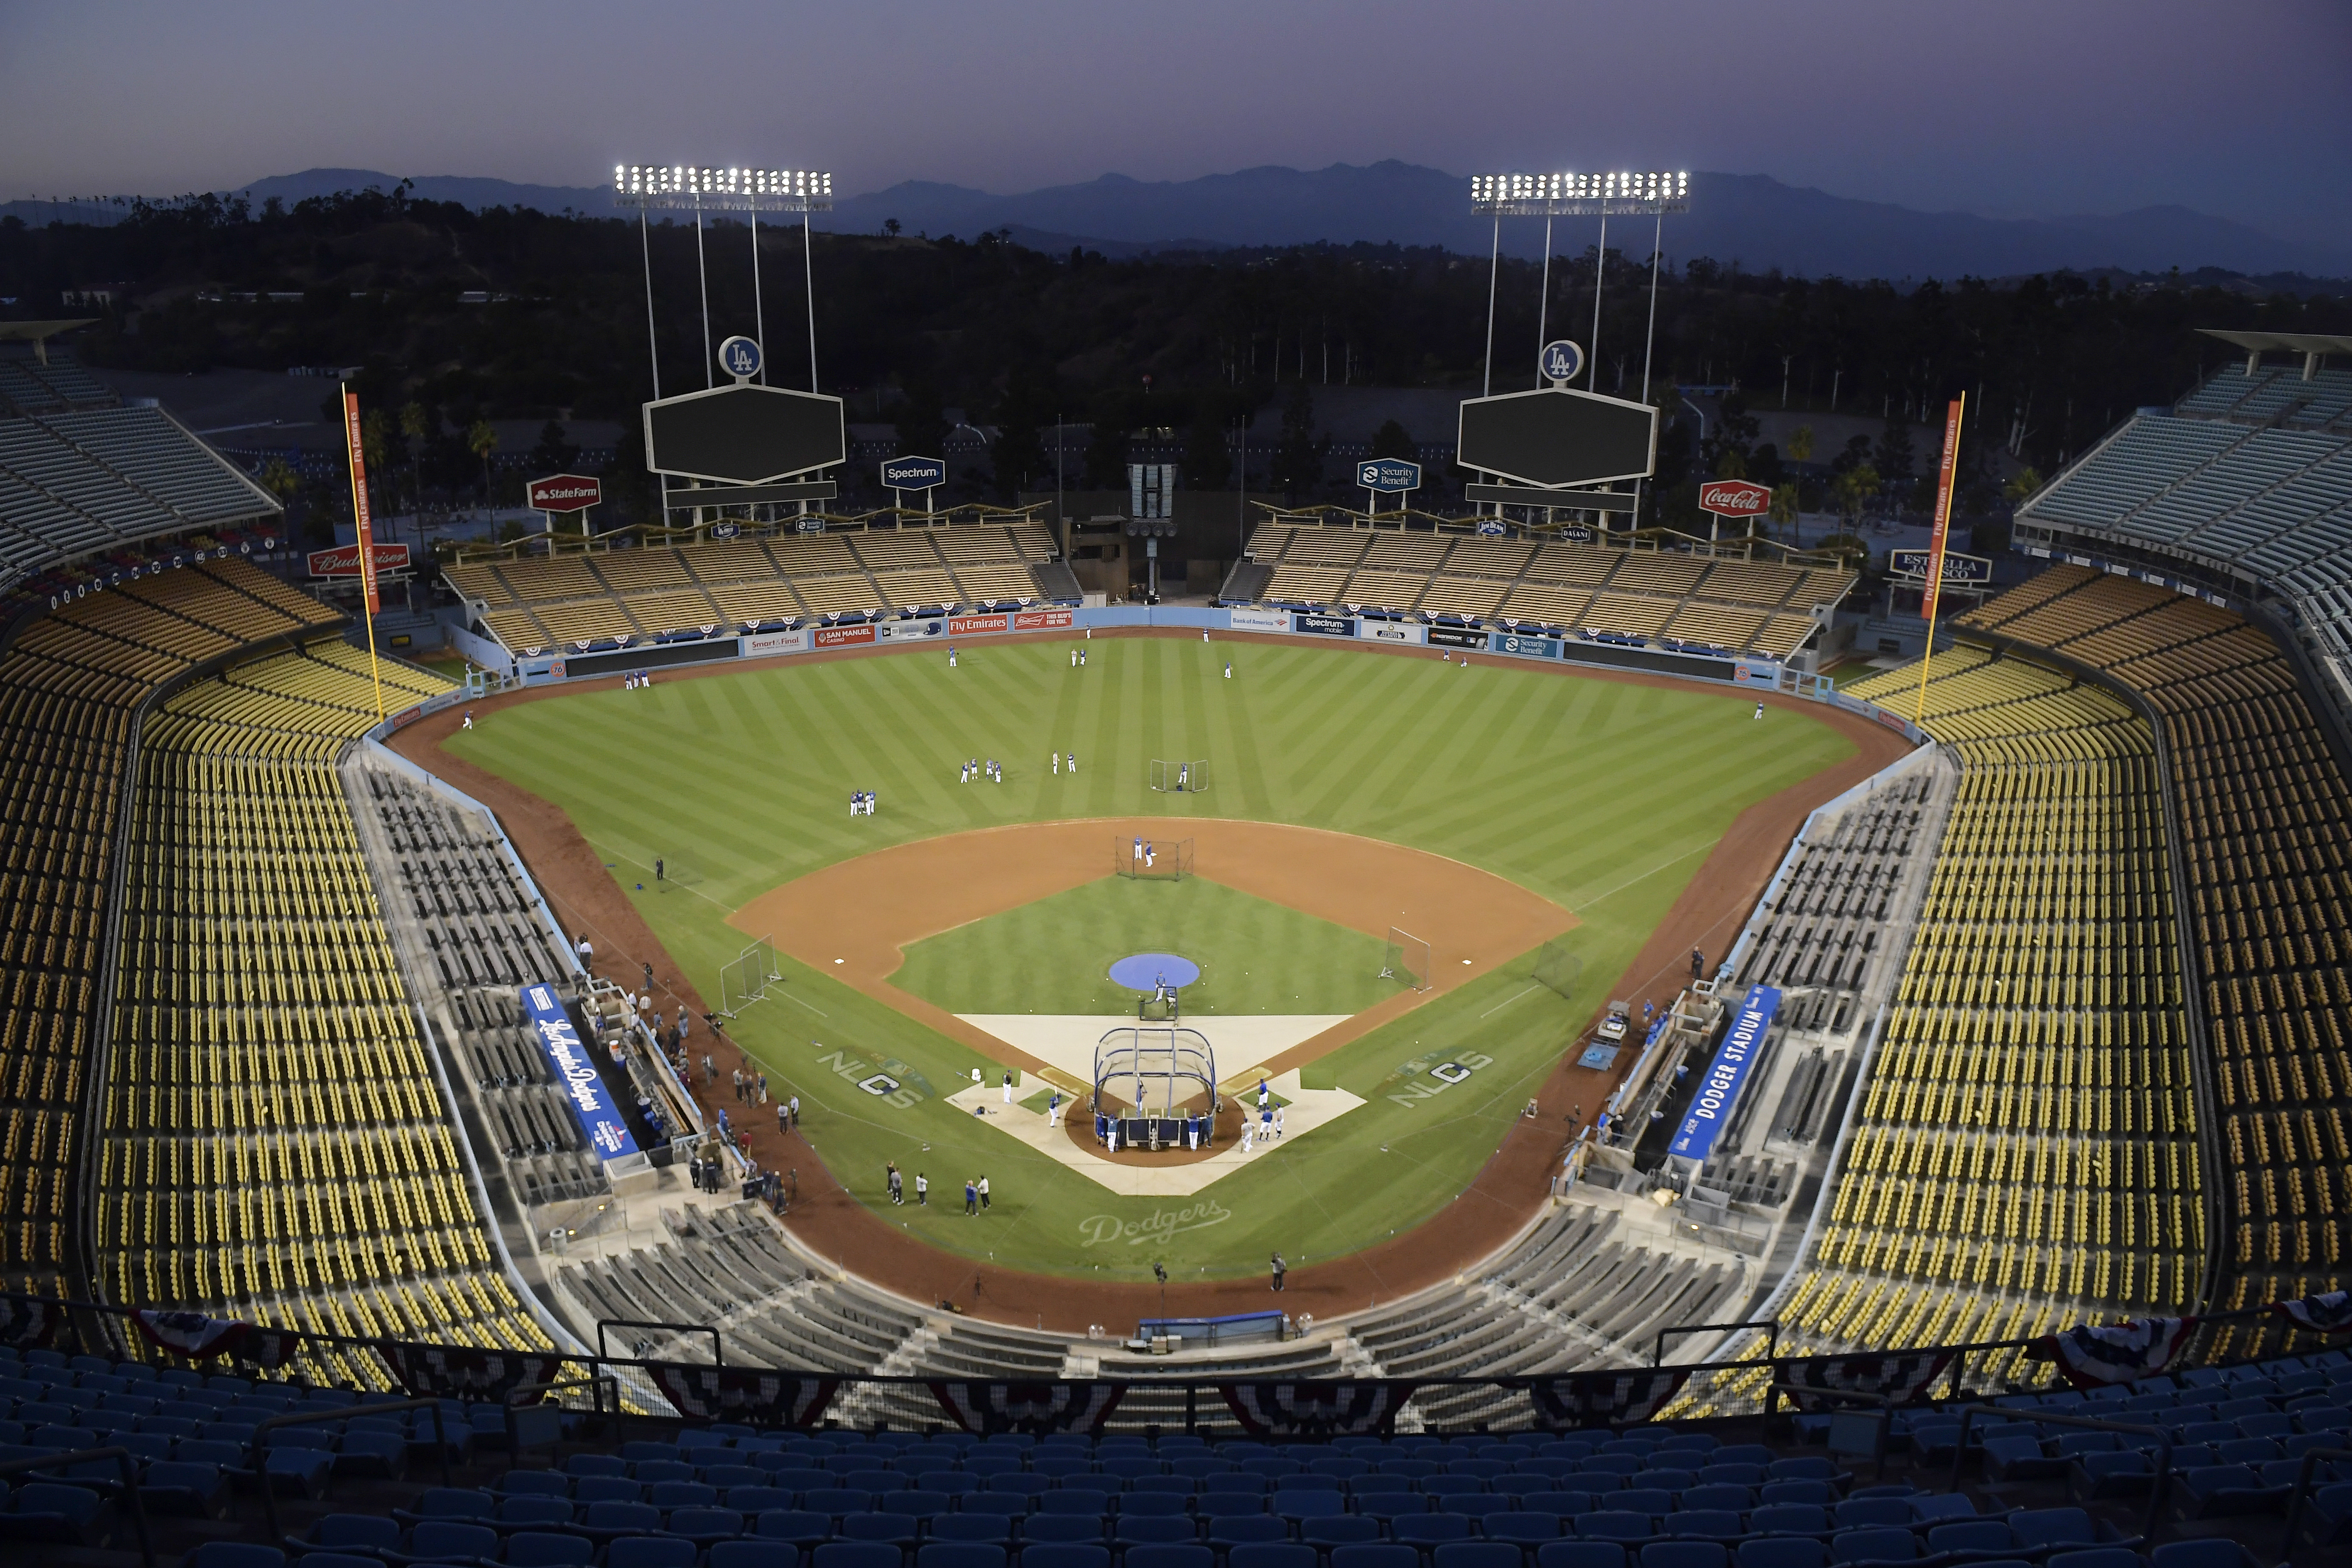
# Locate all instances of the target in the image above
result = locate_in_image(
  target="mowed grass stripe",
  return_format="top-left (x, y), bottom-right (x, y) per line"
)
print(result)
top-left (451, 637), bottom-right (1859, 1280)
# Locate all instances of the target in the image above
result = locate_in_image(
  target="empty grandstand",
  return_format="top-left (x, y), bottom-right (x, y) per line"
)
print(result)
top-left (0, 348), bottom-right (285, 607)
top-left (1230, 517), bottom-right (1855, 661)
top-left (444, 514), bottom-right (1070, 660)
top-left (2014, 327), bottom-right (2352, 721)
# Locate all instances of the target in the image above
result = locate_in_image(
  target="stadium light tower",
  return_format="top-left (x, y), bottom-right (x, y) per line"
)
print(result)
top-left (613, 166), bottom-right (835, 395)
top-left (1468, 172), bottom-right (1690, 398)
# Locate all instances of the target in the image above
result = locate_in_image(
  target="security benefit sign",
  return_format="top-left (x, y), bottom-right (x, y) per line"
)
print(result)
top-left (1668, 984), bottom-right (1780, 1162)
top-left (518, 984), bottom-right (641, 1160)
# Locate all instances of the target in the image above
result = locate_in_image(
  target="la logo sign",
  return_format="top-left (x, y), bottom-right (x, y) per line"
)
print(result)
top-left (1699, 479), bottom-right (1771, 518)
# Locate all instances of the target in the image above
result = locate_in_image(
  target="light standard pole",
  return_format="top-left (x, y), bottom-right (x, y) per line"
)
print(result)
top-left (614, 164), bottom-right (833, 389)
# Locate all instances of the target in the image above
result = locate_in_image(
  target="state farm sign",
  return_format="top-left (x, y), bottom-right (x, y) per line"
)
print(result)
top-left (308, 542), bottom-right (412, 578)
top-left (1699, 479), bottom-right (1772, 518)
top-left (526, 473), bottom-right (602, 513)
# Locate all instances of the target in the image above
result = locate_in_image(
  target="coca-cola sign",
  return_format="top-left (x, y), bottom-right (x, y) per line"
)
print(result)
top-left (526, 473), bottom-right (603, 513)
top-left (1699, 479), bottom-right (1772, 518)
top-left (308, 542), bottom-right (411, 578)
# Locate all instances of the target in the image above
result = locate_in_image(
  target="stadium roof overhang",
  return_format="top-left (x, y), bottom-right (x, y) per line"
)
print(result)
top-left (2199, 328), bottom-right (2352, 379)
top-left (0, 319), bottom-right (98, 364)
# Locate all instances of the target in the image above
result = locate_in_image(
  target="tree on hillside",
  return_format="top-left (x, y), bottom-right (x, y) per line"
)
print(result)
top-left (893, 382), bottom-right (950, 462)
top-left (1183, 408), bottom-right (1232, 491)
top-left (1271, 383), bottom-right (1328, 502)
top-left (466, 419), bottom-right (498, 498)
top-left (1081, 416), bottom-right (1130, 490)
top-left (989, 416), bottom-right (1047, 504)
top-left (1770, 482), bottom-right (1801, 547)
top-left (1833, 464), bottom-right (1881, 532)
top-left (1875, 415), bottom-right (1916, 483)
top-left (399, 402), bottom-right (430, 506)
top-left (1369, 419), bottom-right (1416, 461)
top-left (528, 419), bottom-right (578, 475)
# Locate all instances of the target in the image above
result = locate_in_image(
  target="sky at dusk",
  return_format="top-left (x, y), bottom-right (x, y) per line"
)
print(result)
top-left (4, 0), bottom-right (2349, 248)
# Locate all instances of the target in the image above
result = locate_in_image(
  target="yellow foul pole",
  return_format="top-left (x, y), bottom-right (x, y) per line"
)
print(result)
top-left (340, 387), bottom-right (387, 723)
top-left (1912, 393), bottom-right (1966, 724)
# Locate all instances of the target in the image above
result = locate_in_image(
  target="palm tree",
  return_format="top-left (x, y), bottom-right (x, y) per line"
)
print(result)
top-left (399, 402), bottom-right (430, 503)
top-left (1770, 483), bottom-right (1801, 548)
top-left (467, 420), bottom-right (499, 501)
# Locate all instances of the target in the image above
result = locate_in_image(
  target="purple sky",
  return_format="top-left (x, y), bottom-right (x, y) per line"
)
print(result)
top-left (5, 0), bottom-right (2348, 246)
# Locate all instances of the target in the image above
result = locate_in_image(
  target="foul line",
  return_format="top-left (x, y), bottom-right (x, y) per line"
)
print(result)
top-left (1479, 983), bottom-right (1540, 1019)
top-left (1564, 838), bottom-right (1715, 911)
top-left (586, 837), bottom-right (735, 914)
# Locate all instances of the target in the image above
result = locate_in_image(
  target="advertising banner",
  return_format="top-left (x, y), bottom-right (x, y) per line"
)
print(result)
top-left (741, 629), bottom-right (811, 657)
top-left (308, 542), bottom-right (413, 578)
top-left (525, 474), bottom-right (602, 512)
top-left (1669, 983), bottom-right (1780, 1162)
top-left (1921, 397), bottom-right (1965, 622)
top-left (1426, 626), bottom-right (1485, 649)
top-left (1698, 479), bottom-right (1772, 518)
top-left (1362, 621), bottom-right (1426, 645)
top-left (878, 618), bottom-right (945, 641)
top-left (948, 612), bottom-right (1014, 636)
top-left (1294, 613), bottom-right (1357, 637)
top-left (1227, 607), bottom-right (1291, 633)
top-left (1489, 631), bottom-right (1562, 660)
top-left (518, 983), bottom-right (640, 1160)
top-left (1890, 547), bottom-right (1991, 584)
top-left (814, 624), bottom-right (877, 648)
top-left (1013, 607), bottom-right (1076, 631)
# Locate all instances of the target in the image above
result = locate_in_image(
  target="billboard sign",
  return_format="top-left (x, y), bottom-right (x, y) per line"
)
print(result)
top-left (1921, 397), bottom-right (1966, 623)
top-left (741, 629), bottom-right (810, 657)
top-left (1669, 983), bottom-right (1781, 1162)
top-left (948, 612), bottom-right (1013, 636)
top-left (1294, 613), bottom-right (1357, 637)
top-left (1889, 548), bottom-right (1992, 584)
top-left (340, 389), bottom-right (381, 616)
top-left (1013, 607), bottom-right (1075, 631)
top-left (1426, 625), bottom-right (1486, 648)
top-left (881, 455), bottom-right (947, 491)
top-left (814, 623), bottom-right (877, 648)
top-left (877, 618), bottom-right (944, 641)
top-left (1490, 631), bottom-right (1561, 660)
top-left (1698, 479), bottom-right (1772, 518)
top-left (643, 383), bottom-right (847, 484)
top-left (308, 542), bottom-right (412, 579)
top-left (1363, 621), bottom-right (1425, 645)
top-left (527, 473), bottom-right (603, 513)
top-left (1457, 386), bottom-right (1659, 489)
top-left (1227, 607), bottom-right (1290, 633)
top-left (1356, 458), bottom-right (1422, 493)
top-left (519, 983), bottom-right (641, 1160)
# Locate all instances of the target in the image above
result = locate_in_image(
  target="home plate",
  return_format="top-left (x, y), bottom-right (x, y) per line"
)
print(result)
top-left (956, 1015), bottom-right (1350, 1085)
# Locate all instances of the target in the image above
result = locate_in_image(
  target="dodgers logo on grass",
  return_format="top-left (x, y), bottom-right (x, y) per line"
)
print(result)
top-left (520, 984), bottom-right (641, 1159)
top-left (1079, 1200), bottom-right (1232, 1247)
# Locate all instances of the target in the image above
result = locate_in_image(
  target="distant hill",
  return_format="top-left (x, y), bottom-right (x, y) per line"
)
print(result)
top-left (14, 163), bottom-right (2348, 280)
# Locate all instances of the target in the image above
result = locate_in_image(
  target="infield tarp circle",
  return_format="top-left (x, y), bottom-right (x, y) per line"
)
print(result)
top-left (1109, 953), bottom-right (1200, 990)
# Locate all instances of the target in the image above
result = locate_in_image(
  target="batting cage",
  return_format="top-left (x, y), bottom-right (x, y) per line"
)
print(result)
top-left (718, 936), bottom-right (782, 1019)
top-left (1380, 926), bottom-right (1433, 992)
top-left (1093, 1023), bottom-right (1219, 1149)
top-left (1533, 939), bottom-right (1583, 1001)
top-left (1151, 758), bottom-right (1209, 793)
top-left (1114, 836), bottom-right (1194, 881)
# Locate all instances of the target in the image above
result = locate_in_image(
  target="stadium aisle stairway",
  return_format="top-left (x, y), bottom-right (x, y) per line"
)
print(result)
top-left (1239, 522), bottom-right (1854, 660)
top-left (1772, 649), bottom-right (2203, 1377)
top-left (96, 639), bottom-right (553, 1381)
top-left (1961, 571), bottom-right (2352, 1358)
top-left (0, 559), bottom-right (336, 1300)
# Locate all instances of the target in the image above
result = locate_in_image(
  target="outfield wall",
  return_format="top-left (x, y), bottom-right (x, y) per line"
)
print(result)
top-left (471, 604), bottom-right (1931, 745)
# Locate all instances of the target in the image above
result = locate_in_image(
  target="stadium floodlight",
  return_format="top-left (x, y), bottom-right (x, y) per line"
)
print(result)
top-left (612, 165), bottom-right (834, 211)
top-left (1467, 170), bottom-right (1689, 216)
top-left (615, 162), bottom-right (835, 415)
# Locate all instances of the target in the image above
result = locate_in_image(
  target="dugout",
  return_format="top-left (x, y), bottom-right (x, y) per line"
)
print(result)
top-left (1134, 1308), bottom-right (1287, 1348)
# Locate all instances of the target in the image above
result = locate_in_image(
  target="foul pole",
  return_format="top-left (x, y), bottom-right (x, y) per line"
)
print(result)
top-left (1911, 393), bottom-right (1967, 724)
top-left (340, 387), bottom-right (387, 723)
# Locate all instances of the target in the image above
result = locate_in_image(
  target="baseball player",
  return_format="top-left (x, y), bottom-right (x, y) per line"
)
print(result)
top-left (1052, 750), bottom-right (1059, 774)
top-left (1132, 835), bottom-right (1142, 868)
top-left (849, 791), bottom-right (859, 817)
top-left (1224, 661), bottom-right (1231, 679)
top-left (461, 710), bottom-right (474, 729)
top-left (948, 645), bottom-right (958, 667)
top-left (1755, 702), bottom-right (1765, 719)
top-left (1067, 751), bottom-right (1077, 774)
top-left (1002, 1071), bottom-right (1014, 1107)
top-left (1070, 648), bottom-right (1078, 667)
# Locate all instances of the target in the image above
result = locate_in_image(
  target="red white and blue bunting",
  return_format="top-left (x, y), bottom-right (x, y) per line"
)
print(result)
top-left (2031, 1317), bottom-right (2200, 1389)
top-left (653, 1366), bottom-right (841, 1428)
top-left (1779, 1350), bottom-right (1955, 1410)
top-left (0, 1296), bottom-right (63, 1350)
top-left (928, 1381), bottom-right (1124, 1435)
top-left (1222, 1381), bottom-right (1416, 1437)
top-left (2273, 1291), bottom-right (2352, 1336)
top-left (1523, 1369), bottom-right (1692, 1430)
top-left (378, 1343), bottom-right (570, 1402)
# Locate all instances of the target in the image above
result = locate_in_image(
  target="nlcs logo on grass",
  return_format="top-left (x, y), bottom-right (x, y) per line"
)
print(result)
top-left (814, 1043), bottom-right (932, 1109)
top-left (1384, 1051), bottom-right (1495, 1108)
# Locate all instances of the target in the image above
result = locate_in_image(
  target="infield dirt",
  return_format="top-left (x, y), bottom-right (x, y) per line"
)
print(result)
top-left (391, 628), bottom-right (1908, 1331)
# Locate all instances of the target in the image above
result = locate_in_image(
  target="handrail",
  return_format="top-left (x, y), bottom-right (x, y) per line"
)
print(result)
top-left (1763, 1383), bottom-right (1903, 1480)
top-left (599, 1317), bottom-right (722, 1366)
top-left (1655, 1318), bottom-right (1776, 1368)
top-left (2277, 1444), bottom-right (2352, 1568)
top-left (1946, 1400), bottom-right (2173, 1545)
top-left (256, 1396), bottom-right (451, 1546)
top-left (0, 1446), bottom-right (153, 1568)
top-left (503, 1377), bottom-right (617, 1470)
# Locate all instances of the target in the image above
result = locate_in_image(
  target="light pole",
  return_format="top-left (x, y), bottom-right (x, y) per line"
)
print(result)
top-left (613, 165), bottom-right (833, 392)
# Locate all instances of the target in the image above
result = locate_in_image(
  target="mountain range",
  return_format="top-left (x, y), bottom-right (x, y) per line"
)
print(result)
top-left (9, 162), bottom-right (2347, 283)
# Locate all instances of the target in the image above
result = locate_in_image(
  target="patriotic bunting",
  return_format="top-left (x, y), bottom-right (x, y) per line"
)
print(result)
top-left (378, 1342), bottom-right (570, 1401)
top-left (2031, 1317), bottom-right (2199, 1389)
top-left (928, 1381), bottom-right (1124, 1435)
top-left (0, 1296), bottom-right (63, 1350)
top-left (1779, 1350), bottom-right (1955, 1410)
top-left (1221, 1381), bottom-right (1416, 1437)
top-left (652, 1365), bottom-right (841, 1428)
top-left (1522, 1369), bottom-right (1692, 1430)
top-left (2273, 1291), bottom-right (2352, 1336)
top-left (131, 1309), bottom-right (251, 1361)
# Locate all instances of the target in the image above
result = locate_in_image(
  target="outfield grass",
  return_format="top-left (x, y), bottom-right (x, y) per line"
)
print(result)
top-left (895, 876), bottom-right (1398, 1017)
top-left (449, 634), bottom-right (1853, 1282)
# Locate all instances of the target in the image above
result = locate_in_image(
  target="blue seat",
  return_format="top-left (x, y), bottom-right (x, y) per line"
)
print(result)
top-left (1535, 1546), bottom-right (1630, 1568)
top-left (399, 1488), bottom-right (497, 1524)
top-left (407, 1521), bottom-right (501, 1562)
top-left (1024, 1516), bottom-right (1108, 1546)
top-left (2043, 1552), bottom-right (2144, 1568)
top-left (1354, 1492), bottom-right (1428, 1521)
top-left (1926, 1521), bottom-right (2011, 1556)
top-left (1732, 1545), bottom-right (1824, 1568)
top-left (637, 1462), bottom-right (698, 1485)
top-left (961, 1495), bottom-right (1030, 1521)
top-left (1575, 1516), bottom-right (1655, 1546)
top-left (933, 1516), bottom-right (1014, 1546)
top-left (1398, 1515), bottom-right (1476, 1549)
top-left (1121, 1494), bottom-right (1192, 1519)
top-left (1126, 1546), bottom-right (1214, 1568)
top-left (504, 1533), bottom-right (594, 1568)
top-left (806, 1489), bottom-right (878, 1517)
top-left (1639, 1547), bottom-right (1727, 1568)
top-left (1304, 1519), bottom-right (1384, 1549)
top-left (812, 1544), bottom-right (904, 1568)
top-left (1274, 1490), bottom-right (1349, 1522)
top-left (609, 1539), bottom-right (700, 1568)
top-left (1328, 1546), bottom-right (1419, 1568)
top-left (1829, 1500), bottom-right (1910, 1532)
top-left (1746, 1505), bottom-right (1828, 1538)
top-left (1210, 1517), bottom-right (1293, 1550)
top-left (1202, 1492), bottom-right (1267, 1517)
top-left (1659, 1515), bottom-right (1743, 1546)
top-left (299, 1514), bottom-right (404, 1554)
top-left (1042, 1490), bottom-right (1113, 1517)
top-left (1433, 1543), bottom-right (1523, 1568)
top-left (1612, 1492), bottom-right (1674, 1522)
top-left (1117, 1517), bottom-right (1201, 1547)
top-left (573, 1500), bottom-right (660, 1541)
top-left (843, 1514), bottom-right (919, 1546)
top-left (1826, 1528), bottom-right (1917, 1564)
top-left (1019, 1546), bottom-right (1112, 1568)
top-left (755, 1511), bottom-right (834, 1548)
top-left (652, 1481), bottom-right (722, 1511)
top-left (569, 1454), bottom-right (631, 1479)
top-left (500, 1496), bottom-right (579, 1529)
top-left (2005, 1509), bottom-right (2100, 1554)
top-left (572, 1476), bottom-right (644, 1506)
top-left (2146, 1544), bottom-right (2255, 1568)
top-left (918, 1546), bottom-right (1007, 1568)
top-left (1486, 1514), bottom-right (1566, 1547)
top-left (141, 1459), bottom-right (231, 1517)
top-left (671, 1507), bottom-right (749, 1545)
top-left (1230, 1545), bottom-right (1318, 1568)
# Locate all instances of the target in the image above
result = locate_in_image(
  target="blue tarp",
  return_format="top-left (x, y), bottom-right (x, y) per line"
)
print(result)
top-left (1669, 983), bottom-right (1781, 1162)
top-left (520, 983), bottom-right (642, 1160)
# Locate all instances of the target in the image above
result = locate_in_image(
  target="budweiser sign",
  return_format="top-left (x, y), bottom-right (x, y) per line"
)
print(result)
top-left (308, 542), bottom-right (412, 578)
top-left (1699, 480), bottom-right (1772, 518)
top-left (526, 473), bottom-right (602, 513)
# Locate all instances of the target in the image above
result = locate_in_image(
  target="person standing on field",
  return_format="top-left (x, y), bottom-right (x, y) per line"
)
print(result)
top-left (979, 1175), bottom-right (991, 1211)
top-left (964, 1178), bottom-right (978, 1216)
top-left (1270, 1253), bottom-right (1286, 1292)
top-left (916, 1172), bottom-right (928, 1205)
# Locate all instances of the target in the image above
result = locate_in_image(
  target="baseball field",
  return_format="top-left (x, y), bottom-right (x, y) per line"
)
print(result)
top-left (436, 632), bottom-right (1859, 1297)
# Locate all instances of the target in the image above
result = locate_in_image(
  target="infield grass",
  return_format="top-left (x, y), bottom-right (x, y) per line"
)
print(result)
top-left (895, 876), bottom-right (1398, 1017)
top-left (449, 634), bottom-right (1854, 1283)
